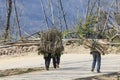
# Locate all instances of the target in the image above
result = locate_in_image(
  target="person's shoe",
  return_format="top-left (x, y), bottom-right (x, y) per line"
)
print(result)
top-left (46, 68), bottom-right (49, 70)
top-left (46, 67), bottom-right (49, 70)
top-left (56, 64), bottom-right (59, 68)
top-left (97, 70), bottom-right (101, 73)
top-left (91, 69), bottom-right (94, 72)
top-left (53, 65), bottom-right (57, 69)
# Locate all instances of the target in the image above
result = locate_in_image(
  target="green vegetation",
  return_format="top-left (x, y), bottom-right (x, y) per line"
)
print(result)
top-left (75, 15), bottom-right (98, 38)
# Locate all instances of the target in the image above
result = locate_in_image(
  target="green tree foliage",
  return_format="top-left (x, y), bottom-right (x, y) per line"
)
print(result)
top-left (62, 30), bottom-right (74, 38)
top-left (75, 15), bottom-right (98, 39)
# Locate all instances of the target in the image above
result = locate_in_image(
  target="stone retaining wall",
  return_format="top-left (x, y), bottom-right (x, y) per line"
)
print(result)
top-left (0, 45), bottom-right (38, 56)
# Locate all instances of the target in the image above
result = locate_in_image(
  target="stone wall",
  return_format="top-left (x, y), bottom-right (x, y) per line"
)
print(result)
top-left (0, 45), bottom-right (38, 56)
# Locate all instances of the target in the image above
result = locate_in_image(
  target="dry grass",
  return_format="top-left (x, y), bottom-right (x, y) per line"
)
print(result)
top-left (38, 29), bottom-right (64, 54)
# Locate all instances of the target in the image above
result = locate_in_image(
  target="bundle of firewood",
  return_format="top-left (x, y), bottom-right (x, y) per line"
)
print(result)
top-left (115, 13), bottom-right (120, 25)
top-left (38, 29), bottom-right (64, 55)
top-left (83, 39), bottom-right (109, 55)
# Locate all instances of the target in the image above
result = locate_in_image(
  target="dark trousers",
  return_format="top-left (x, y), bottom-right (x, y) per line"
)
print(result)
top-left (52, 53), bottom-right (61, 68)
top-left (92, 51), bottom-right (101, 71)
top-left (52, 56), bottom-right (57, 68)
top-left (44, 53), bottom-right (61, 70)
top-left (44, 54), bottom-right (51, 70)
top-left (56, 53), bottom-right (61, 65)
top-left (53, 53), bottom-right (61, 68)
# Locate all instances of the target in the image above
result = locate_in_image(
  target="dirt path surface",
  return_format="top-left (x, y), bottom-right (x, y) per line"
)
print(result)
top-left (0, 54), bottom-right (120, 80)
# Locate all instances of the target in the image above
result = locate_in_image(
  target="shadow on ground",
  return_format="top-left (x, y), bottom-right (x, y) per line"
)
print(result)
top-left (74, 72), bottom-right (120, 80)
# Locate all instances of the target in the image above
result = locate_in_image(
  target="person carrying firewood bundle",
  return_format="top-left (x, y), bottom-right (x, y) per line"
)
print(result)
top-left (38, 29), bottom-right (64, 70)
top-left (90, 31), bottom-right (108, 73)
top-left (83, 34), bottom-right (109, 73)
top-left (90, 38), bottom-right (101, 73)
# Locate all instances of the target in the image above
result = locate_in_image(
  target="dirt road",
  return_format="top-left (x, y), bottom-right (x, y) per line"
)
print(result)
top-left (0, 54), bottom-right (120, 80)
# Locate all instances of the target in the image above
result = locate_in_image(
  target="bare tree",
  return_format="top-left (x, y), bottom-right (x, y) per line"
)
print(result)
top-left (4, 0), bottom-right (12, 42)
top-left (40, 0), bottom-right (49, 30)
top-left (89, 0), bottom-right (97, 15)
top-left (49, 0), bottom-right (56, 28)
top-left (56, 0), bottom-right (62, 32)
top-left (116, 0), bottom-right (118, 12)
top-left (13, 0), bottom-right (22, 40)
top-left (102, 0), bottom-right (115, 33)
top-left (59, 0), bottom-right (68, 30)
top-left (85, 0), bottom-right (91, 22)
top-left (97, 0), bottom-right (101, 31)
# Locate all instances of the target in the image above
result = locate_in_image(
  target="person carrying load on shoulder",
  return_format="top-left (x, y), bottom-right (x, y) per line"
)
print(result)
top-left (38, 29), bottom-right (64, 70)
top-left (90, 39), bottom-right (101, 73)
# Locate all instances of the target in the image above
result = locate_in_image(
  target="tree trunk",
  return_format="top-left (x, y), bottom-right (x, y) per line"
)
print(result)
top-left (13, 0), bottom-right (22, 41)
top-left (102, 0), bottom-right (114, 33)
top-left (116, 0), bottom-right (118, 12)
top-left (97, 0), bottom-right (100, 31)
top-left (4, 0), bottom-right (12, 42)
top-left (59, 0), bottom-right (68, 30)
top-left (89, 0), bottom-right (97, 15)
top-left (40, 0), bottom-right (49, 30)
top-left (49, 0), bottom-right (56, 28)
top-left (56, 0), bottom-right (62, 32)
top-left (85, 0), bottom-right (91, 23)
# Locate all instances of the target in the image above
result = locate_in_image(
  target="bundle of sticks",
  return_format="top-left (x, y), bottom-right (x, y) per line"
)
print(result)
top-left (83, 39), bottom-right (109, 55)
top-left (115, 13), bottom-right (120, 25)
top-left (38, 29), bottom-right (64, 55)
